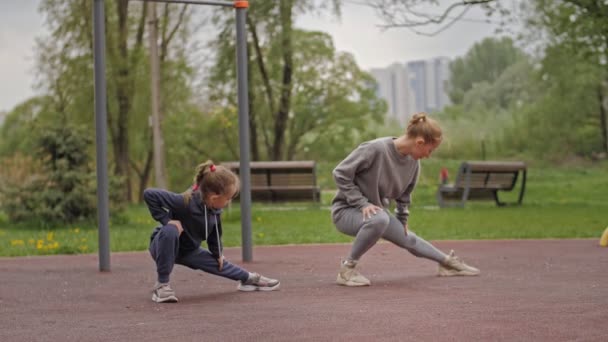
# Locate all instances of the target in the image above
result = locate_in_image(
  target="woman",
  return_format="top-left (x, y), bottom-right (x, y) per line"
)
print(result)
top-left (331, 113), bottom-right (480, 286)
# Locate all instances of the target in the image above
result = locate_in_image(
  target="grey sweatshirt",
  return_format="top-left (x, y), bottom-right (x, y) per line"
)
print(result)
top-left (331, 137), bottom-right (420, 225)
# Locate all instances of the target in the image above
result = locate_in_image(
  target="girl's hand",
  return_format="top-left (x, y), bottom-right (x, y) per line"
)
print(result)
top-left (217, 255), bottom-right (224, 271)
top-left (362, 204), bottom-right (383, 220)
top-left (168, 220), bottom-right (183, 235)
top-left (404, 223), bottom-right (409, 236)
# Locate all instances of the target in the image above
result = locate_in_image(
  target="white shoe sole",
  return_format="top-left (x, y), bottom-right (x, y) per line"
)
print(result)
top-left (152, 293), bottom-right (178, 303)
top-left (336, 275), bottom-right (371, 286)
top-left (237, 282), bottom-right (281, 292)
top-left (438, 268), bottom-right (481, 277)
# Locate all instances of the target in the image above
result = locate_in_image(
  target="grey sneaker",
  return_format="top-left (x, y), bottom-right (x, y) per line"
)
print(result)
top-left (152, 282), bottom-right (178, 303)
top-left (238, 272), bottom-right (280, 292)
top-left (438, 250), bottom-right (481, 276)
top-left (336, 259), bottom-right (371, 286)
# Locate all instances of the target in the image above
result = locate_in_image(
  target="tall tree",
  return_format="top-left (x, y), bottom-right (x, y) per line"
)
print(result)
top-left (527, 0), bottom-right (608, 153)
top-left (36, 0), bottom-right (193, 201)
top-left (449, 37), bottom-right (525, 104)
top-left (208, 0), bottom-right (343, 161)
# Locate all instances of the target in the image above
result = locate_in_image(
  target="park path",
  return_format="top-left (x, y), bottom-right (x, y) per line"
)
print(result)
top-left (1, 239), bottom-right (607, 342)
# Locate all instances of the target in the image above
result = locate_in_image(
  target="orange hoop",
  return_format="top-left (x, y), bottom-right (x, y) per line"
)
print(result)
top-left (234, 0), bottom-right (249, 8)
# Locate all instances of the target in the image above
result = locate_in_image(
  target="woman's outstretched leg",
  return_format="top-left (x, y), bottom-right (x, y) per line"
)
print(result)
top-left (381, 215), bottom-right (480, 276)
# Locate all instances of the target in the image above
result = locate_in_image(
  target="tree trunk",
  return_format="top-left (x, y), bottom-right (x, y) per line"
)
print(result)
top-left (139, 148), bottom-right (154, 202)
top-left (247, 15), bottom-right (273, 157)
top-left (114, 0), bottom-right (133, 202)
top-left (272, 0), bottom-right (294, 161)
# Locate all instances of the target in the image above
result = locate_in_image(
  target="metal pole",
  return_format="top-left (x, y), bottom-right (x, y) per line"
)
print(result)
top-left (235, 1), bottom-right (252, 262)
top-left (139, 0), bottom-right (232, 7)
top-left (148, 1), bottom-right (167, 189)
top-left (93, 0), bottom-right (111, 272)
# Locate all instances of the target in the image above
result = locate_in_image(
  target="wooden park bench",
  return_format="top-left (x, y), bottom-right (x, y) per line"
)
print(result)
top-left (437, 161), bottom-right (527, 208)
top-left (222, 160), bottom-right (321, 202)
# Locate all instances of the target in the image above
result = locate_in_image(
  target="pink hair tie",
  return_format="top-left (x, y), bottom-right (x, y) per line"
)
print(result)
top-left (210, 164), bottom-right (216, 172)
top-left (192, 184), bottom-right (199, 191)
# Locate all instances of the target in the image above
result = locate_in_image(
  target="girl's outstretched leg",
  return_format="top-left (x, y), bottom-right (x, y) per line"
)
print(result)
top-left (177, 248), bottom-right (280, 291)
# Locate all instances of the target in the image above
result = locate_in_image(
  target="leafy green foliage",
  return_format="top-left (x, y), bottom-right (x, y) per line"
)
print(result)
top-left (0, 121), bottom-right (124, 225)
top-left (1, 160), bottom-right (606, 256)
top-left (0, 97), bottom-right (49, 157)
top-left (449, 37), bottom-right (525, 104)
top-left (205, 0), bottom-right (386, 161)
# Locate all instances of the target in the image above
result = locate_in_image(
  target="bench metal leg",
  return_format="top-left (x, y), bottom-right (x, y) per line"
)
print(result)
top-left (494, 191), bottom-right (506, 206)
top-left (517, 170), bottom-right (527, 205)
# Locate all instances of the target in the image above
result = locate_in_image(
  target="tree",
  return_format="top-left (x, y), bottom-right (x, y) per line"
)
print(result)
top-left (0, 120), bottom-right (111, 225)
top-left (207, 0), bottom-right (385, 161)
top-left (206, 23), bottom-right (385, 161)
top-left (208, 0), bottom-right (345, 161)
top-left (449, 37), bottom-right (526, 104)
top-left (0, 97), bottom-right (49, 157)
top-left (36, 0), bottom-right (193, 201)
top-left (526, 0), bottom-right (608, 153)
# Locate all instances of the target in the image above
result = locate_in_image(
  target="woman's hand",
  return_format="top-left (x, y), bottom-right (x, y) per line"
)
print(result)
top-left (362, 204), bottom-right (383, 220)
top-left (404, 223), bottom-right (409, 236)
top-left (217, 255), bottom-right (224, 271)
top-left (168, 220), bottom-right (183, 235)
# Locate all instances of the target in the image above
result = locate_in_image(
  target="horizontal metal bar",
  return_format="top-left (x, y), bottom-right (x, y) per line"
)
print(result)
top-left (136, 0), bottom-right (233, 7)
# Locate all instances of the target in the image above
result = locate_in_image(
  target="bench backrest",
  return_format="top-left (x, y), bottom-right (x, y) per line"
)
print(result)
top-left (453, 161), bottom-right (526, 191)
top-left (222, 161), bottom-right (318, 187)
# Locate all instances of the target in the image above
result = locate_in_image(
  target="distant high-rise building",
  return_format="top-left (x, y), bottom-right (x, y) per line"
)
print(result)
top-left (406, 60), bottom-right (427, 115)
top-left (369, 57), bottom-right (451, 127)
top-left (406, 57), bottom-right (451, 114)
top-left (370, 63), bottom-right (415, 127)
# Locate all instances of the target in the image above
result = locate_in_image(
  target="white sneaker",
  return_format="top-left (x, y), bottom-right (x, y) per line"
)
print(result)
top-left (336, 259), bottom-right (371, 286)
top-left (438, 250), bottom-right (481, 276)
top-left (152, 282), bottom-right (178, 303)
top-left (237, 272), bottom-right (281, 292)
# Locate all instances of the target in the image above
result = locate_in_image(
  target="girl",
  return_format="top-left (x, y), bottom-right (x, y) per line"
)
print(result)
top-left (331, 113), bottom-right (480, 286)
top-left (144, 161), bottom-right (280, 303)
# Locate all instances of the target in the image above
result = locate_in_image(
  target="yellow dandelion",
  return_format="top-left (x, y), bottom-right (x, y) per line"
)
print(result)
top-left (10, 240), bottom-right (25, 246)
top-left (47, 232), bottom-right (54, 241)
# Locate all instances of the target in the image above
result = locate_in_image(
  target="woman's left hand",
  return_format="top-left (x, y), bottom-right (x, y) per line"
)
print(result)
top-left (217, 255), bottom-right (224, 271)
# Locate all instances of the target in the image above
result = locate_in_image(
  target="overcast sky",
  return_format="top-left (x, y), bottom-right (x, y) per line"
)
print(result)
top-left (0, 1), bottom-right (504, 112)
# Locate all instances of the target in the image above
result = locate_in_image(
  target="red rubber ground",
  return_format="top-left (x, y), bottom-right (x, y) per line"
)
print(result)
top-left (1, 239), bottom-right (606, 341)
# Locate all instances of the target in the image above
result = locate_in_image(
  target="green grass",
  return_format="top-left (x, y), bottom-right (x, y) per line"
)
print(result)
top-left (1, 160), bottom-right (606, 257)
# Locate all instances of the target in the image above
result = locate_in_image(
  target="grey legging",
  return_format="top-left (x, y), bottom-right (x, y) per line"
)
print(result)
top-left (333, 207), bottom-right (446, 263)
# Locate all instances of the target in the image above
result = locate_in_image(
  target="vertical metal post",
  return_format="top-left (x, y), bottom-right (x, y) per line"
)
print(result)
top-left (93, 0), bottom-right (111, 271)
top-left (235, 1), bottom-right (252, 262)
top-left (148, 1), bottom-right (167, 188)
